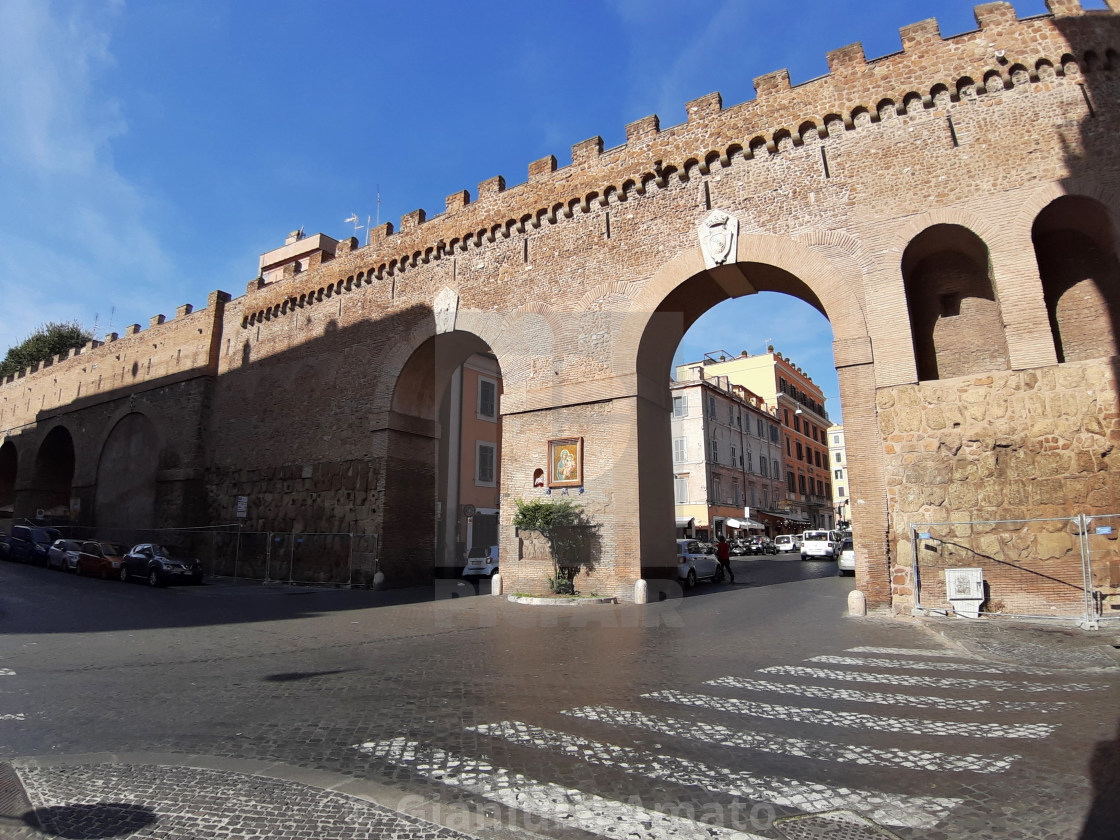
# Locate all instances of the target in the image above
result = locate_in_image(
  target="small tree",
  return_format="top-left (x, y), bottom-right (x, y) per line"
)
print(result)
top-left (512, 497), bottom-right (596, 594)
top-left (0, 322), bottom-right (92, 379)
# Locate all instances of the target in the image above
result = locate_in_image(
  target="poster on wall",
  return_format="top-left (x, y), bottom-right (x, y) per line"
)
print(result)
top-left (548, 437), bottom-right (583, 488)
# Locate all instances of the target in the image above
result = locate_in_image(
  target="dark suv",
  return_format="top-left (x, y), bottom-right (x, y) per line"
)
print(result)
top-left (120, 544), bottom-right (203, 587)
top-left (4, 525), bottom-right (63, 565)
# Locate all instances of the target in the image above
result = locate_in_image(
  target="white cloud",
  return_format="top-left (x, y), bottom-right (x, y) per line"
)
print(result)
top-left (0, 0), bottom-right (173, 350)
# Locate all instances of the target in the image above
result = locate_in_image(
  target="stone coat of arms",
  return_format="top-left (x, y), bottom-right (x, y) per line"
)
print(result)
top-left (697, 210), bottom-right (739, 269)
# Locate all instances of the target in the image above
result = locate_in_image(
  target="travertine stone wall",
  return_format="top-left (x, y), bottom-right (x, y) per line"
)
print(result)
top-left (879, 359), bottom-right (1120, 613)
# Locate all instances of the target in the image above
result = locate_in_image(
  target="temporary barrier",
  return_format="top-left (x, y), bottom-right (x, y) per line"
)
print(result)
top-left (910, 513), bottom-right (1120, 629)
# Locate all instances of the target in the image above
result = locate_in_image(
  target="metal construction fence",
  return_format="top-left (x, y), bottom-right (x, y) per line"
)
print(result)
top-left (911, 513), bottom-right (1120, 629)
top-left (48, 523), bottom-right (378, 587)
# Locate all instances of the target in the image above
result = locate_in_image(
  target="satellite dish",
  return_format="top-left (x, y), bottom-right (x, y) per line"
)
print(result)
top-left (462, 504), bottom-right (476, 518)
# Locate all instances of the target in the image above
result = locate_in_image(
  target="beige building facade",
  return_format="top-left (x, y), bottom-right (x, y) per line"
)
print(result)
top-left (670, 369), bottom-right (784, 540)
top-left (829, 425), bottom-right (850, 528)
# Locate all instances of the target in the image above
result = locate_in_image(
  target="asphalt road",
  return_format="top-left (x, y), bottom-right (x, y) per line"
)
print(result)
top-left (1, 553), bottom-right (1118, 839)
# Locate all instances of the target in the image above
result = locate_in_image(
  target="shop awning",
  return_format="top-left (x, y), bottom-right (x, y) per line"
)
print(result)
top-left (725, 517), bottom-right (765, 530)
top-left (675, 517), bottom-right (695, 528)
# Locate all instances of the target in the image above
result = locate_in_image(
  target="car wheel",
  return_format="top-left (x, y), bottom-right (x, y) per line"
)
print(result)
top-left (685, 569), bottom-right (696, 589)
top-left (148, 569), bottom-right (162, 588)
top-left (713, 564), bottom-right (725, 584)
top-left (119, 565), bottom-right (129, 582)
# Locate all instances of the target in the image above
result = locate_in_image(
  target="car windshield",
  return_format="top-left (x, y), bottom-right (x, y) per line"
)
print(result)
top-left (99, 543), bottom-right (127, 555)
top-left (842, 539), bottom-right (853, 550)
top-left (154, 545), bottom-right (189, 559)
top-left (804, 531), bottom-right (830, 541)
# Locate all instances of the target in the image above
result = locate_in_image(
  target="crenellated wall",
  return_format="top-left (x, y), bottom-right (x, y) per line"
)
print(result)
top-left (1, 1), bottom-right (1118, 607)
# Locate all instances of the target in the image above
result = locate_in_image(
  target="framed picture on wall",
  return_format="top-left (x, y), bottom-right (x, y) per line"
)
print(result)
top-left (548, 437), bottom-right (583, 488)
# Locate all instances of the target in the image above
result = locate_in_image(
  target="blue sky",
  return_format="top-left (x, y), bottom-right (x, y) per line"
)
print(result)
top-left (1, 0), bottom-right (1104, 424)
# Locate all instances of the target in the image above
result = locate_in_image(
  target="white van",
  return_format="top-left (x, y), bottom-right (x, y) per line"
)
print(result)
top-left (774, 534), bottom-right (801, 553)
top-left (801, 530), bottom-right (840, 561)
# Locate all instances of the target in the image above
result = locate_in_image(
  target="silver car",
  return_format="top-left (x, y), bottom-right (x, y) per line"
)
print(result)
top-left (838, 538), bottom-right (855, 576)
top-left (47, 538), bottom-right (83, 572)
top-left (676, 538), bottom-right (723, 589)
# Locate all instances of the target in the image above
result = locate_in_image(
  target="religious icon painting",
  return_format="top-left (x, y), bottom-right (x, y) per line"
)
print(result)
top-left (548, 437), bottom-right (583, 488)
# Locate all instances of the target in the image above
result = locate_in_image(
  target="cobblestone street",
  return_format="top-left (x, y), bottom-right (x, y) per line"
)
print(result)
top-left (1, 557), bottom-right (1118, 839)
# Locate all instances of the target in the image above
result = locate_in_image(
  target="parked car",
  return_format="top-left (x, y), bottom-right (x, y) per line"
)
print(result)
top-left (462, 544), bottom-right (499, 578)
top-left (774, 534), bottom-right (801, 553)
top-left (801, 530), bottom-right (841, 561)
top-left (748, 536), bottom-right (778, 555)
top-left (730, 539), bottom-right (750, 557)
top-left (5, 525), bottom-right (63, 565)
top-left (120, 543), bottom-right (203, 586)
top-left (47, 538), bottom-right (83, 572)
top-left (676, 538), bottom-right (723, 589)
top-left (838, 537), bottom-right (855, 576)
top-left (75, 541), bottom-right (129, 579)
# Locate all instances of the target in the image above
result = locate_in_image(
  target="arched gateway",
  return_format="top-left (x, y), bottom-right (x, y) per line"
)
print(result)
top-left (1, 2), bottom-right (1119, 613)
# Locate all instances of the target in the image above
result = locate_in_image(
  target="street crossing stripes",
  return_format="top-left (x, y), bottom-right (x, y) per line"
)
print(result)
top-left (0, 713), bottom-right (25, 720)
top-left (845, 646), bottom-right (960, 657)
top-left (356, 737), bottom-right (769, 840)
top-left (467, 719), bottom-right (958, 829)
top-left (759, 665), bottom-right (1104, 693)
top-left (642, 690), bottom-right (1058, 739)
top-left (809, 655), bottom-right (1064, 676)
top-left (561, 705), bottom-right (1018, 773)
top-left (356, 645), bottom-right (1085, 838)
top-left (705, 676), bottom-right (1066, 713)
top-left (0, 668), bottom-right (14, 676)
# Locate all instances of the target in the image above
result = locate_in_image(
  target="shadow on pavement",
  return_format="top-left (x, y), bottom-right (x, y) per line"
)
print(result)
top-left (1080, 717), bottom-right (1120, 840)
top-left (27, 802), bottom-right (157, 838)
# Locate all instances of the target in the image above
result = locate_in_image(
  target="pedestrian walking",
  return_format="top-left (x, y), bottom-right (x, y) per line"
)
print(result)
top-left (716, 535), bottom-right (733, 583)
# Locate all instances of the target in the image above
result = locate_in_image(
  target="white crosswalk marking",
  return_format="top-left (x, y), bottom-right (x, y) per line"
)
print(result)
top-left (706, 676), bottom-right (1065, 713)
top-left (356, 737), bottom-right (768, 840)
top-left (759, 665), bottom-right (1103, 693)
top-left (0, 669), bottom-right (14, 676)
top-left (0, 713), bottom-right (25, 720)
top-left (469, 720), bottom-right (959, 829)
top-left (809, 655), bottom-right (1063, 676)
top-left (562, 705), bottom-right (1018, 773)
top-left (846, 646), bottom-right (960, 657)
top-left (643, 690), bottom-right (1057, 739)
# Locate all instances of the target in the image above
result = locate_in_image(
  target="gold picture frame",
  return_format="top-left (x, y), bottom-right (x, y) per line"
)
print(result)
top-left (548, 437), bottom-right (583, 487)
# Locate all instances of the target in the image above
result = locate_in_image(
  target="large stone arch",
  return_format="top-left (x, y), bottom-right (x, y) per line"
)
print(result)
top-left (602, 235), bottom-right (894, 603)
top-left (31, 423), bottom-right (76, 519)
top-left (377, 307), bottom-right (509, 585)
top-left (0, 439), bottom-right (17, 519)
top-left (95, 412), bottom-right (162, 531)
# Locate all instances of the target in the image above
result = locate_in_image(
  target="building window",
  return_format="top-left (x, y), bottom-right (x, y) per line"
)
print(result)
top-left (673, 394), bottom-right (688, 417)
top-left (729, 405), bottom-right (734, 424)
top-left (838, 486), bottom-right (846, 498)
top-left (794, 415), bottom-right (801, 432)
top-left (796, 441), bottom-right (803, 461)
top-left (750, 485), bottom-right (756, 507)
top-left (760, 458), bottom-right (768, 477)
top-left (786, 436), bottom-right (792, 456)
top-left (746, 448), bottom-right (753, 473)
top-left (476, 442), bottom-right (496, 486)
top-left (756, 417), bottom-right (763, 437)
top-left (477, 377), bottom-right (498, 421)
top-left (773, 459), bottom-right (779, 478)
top-left (709, 395), bottom-right (716, 419)
top-left (815, 450), bottom-right (822, 468)
top-left (673, 437), bottom-right (687, 463)
top-left (817, 479), bottom-right (824, 496)
top-left (834, 468), bottom-right (843, 479)
top-left (787, 471), bottom-right (796, 493)
top-left (711, 439), bottom-right (718, 462)
top-left (833, 434), bottom-right (840, 445)
top-left (675, 476), bottom-right (689, 504)
top-left (835, 451), bottom-right (842, 463)
top-left (798, 474), bottom-right (807, 494)
top-left (733, 483), bottom-right (740, 506)
top-left (713, 476), bottom-right (721, 503)
top-left (731, 445), bottom-right (737, 468)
